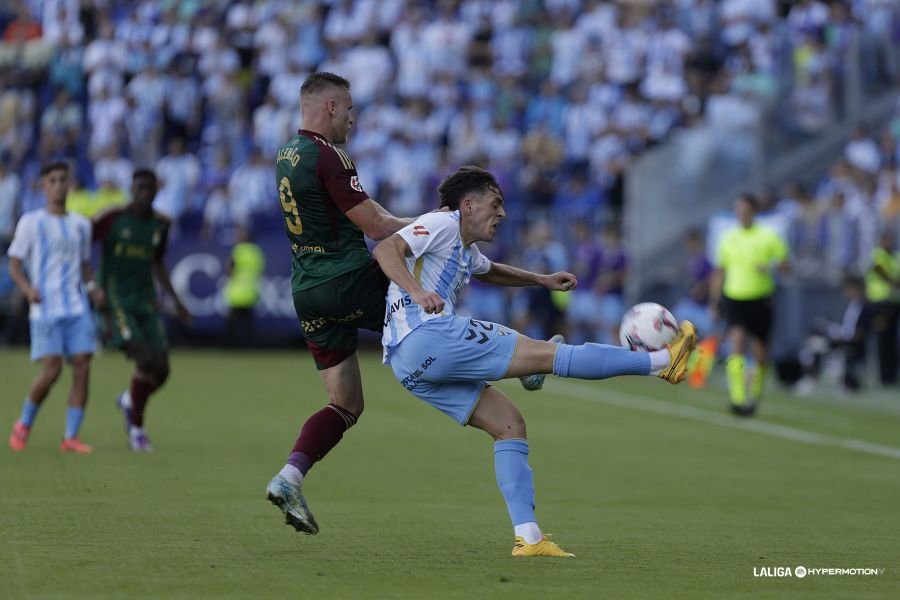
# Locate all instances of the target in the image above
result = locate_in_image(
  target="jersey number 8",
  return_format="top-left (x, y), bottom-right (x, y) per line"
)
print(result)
top-left (279, 176), bottom-right (303, 235)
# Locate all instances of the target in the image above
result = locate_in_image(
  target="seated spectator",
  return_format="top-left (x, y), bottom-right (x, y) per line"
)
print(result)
top-left (794, 276), bottom-right (871, 395)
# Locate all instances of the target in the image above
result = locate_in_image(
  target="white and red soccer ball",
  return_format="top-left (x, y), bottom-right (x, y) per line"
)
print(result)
top-left (619, 302), bottom-right (679, 351)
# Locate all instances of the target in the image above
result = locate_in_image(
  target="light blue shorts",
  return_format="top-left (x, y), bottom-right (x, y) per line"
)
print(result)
top-left (388, 315), bottom-right (520, 425)
top-left (30, 312), bottom-right (97, 362)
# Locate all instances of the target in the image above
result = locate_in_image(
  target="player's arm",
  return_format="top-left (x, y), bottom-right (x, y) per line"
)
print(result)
top-left (344, 199), bottom-right (414, 241)
top-left (475, 262), bottom-right (577, 291)
top-left (372, 234), bottom-right (444, 314)
top-left (77, 217), bottom-right (105, 306)
top-left (151, 224), bottom-right (190, 321)
top-left (7, 216), bottom-right (39, 303)
top-left (80, 262), bottom-right (105, 307)
top-left (8, 257), bottom-right (39, 303)
top-left (316, 144), bottom-right (413, 240)
top-left (153, 258), bottom-right (190, 322)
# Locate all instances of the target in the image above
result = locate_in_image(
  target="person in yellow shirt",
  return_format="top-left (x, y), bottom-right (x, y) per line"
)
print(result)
top-left (223, 227), bottom-right (265, 347)
top-left (864, 230), bottom-right (900, 385)
top-left (710, 193), bottom-right (790, 416)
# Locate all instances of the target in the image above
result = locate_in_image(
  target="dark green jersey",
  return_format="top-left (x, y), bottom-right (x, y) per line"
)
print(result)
top-left (277, 129), bottom-right (372, 292)
top-left (93, 207), bottom-right (169, 312)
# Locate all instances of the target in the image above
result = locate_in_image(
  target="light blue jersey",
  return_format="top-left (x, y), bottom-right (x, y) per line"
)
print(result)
top-left (381, 211), bottom-right (491, 361)
top-left (382, 210), bottom-right (518, 425)
top-left (7, 209), bottom-right (92, 321)
top-left (8, 209), bottom-right (96, 361)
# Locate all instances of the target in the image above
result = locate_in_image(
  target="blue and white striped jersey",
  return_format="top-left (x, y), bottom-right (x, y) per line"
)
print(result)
top-left (382, 211), bottom-right (491, 362)
top-left (7, 208), bottom-right (91, 320)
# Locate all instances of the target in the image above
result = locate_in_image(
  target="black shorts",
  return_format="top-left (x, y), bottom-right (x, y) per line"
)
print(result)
top-left (293, 261), bottom-right (389, 370)
top-left (721, 296), bottom-right (774, 343)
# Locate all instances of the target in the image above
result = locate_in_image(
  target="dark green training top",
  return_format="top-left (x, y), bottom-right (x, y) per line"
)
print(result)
top-left (93, 206), bottom-right (169, 312)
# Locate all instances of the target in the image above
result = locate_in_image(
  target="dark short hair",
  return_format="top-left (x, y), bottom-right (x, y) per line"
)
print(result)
top-left (437, 166), bottom-right (502, 210)
top-left (40, 161), bottom-right (69, 177)
top-left (132, 168), bottom-right (157, 183)
top-left (736, 192), bottom-right (758, 211)
top-left (300, 72), bottom-right (351, 98)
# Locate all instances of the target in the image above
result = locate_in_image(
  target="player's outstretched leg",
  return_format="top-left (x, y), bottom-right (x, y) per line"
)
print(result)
top-left (541, 321), bottom-right (697, 384)
top-left (520, 334), bottom-right (565, 391)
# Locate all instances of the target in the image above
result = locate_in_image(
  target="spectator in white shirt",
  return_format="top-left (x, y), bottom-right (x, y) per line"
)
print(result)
top-left (0, 159), bottom-right (22, 246)
top-left (228, 148), bottom-right (275, 218)
top-left (83, 20), bottom-right (126, 76)
top-left (343, 30), bottom-right (394, 106)
top-left (550, 13), bottom-right (587, 86)
top-left (252, 94), bottom-right (293, 159)
top-left (39, 89), bottom-right (82, 160)
top-left (202, 183), bottom-right (248, 243)
top-left (155, 137), bottom-right (201, 221)
top-left (845, 126), bottom-right (882, 174)
top-left (94, 146), bottom-right (133, 195)
top-left (87, 88), bottom-right (127, 159)
top-left (422, 1), bottom-right (473, 77)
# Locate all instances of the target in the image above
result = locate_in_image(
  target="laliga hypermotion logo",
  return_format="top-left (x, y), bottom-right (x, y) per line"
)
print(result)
top-left (754, 565), bottom-right (884, 578)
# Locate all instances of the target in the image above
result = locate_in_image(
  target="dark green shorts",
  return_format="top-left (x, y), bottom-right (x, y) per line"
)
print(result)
top-left (293, 262), bottom-right (389, 369)
top-left (98, 307), bottom-right (168, 352)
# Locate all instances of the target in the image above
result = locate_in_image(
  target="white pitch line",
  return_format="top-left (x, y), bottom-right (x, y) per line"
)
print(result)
top-left (537, 380), bottom-right (900, 461)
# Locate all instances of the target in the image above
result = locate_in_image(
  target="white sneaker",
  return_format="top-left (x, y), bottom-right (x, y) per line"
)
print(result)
top-left (128, 427), bottom-right (153, 452)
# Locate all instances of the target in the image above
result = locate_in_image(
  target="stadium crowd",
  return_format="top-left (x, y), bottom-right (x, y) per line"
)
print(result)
top-left (1, 0), bottom-right (899, 386)
top-left (2, 0), bottom-right (897, 228)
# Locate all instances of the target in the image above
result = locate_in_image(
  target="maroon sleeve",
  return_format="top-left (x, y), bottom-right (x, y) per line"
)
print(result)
top-left (315, 144), bottom-right (369, 213)
top-left (92, 207), bottom-right (122, 242)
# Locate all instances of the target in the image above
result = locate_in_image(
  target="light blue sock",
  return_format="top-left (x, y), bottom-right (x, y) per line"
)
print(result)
top-left (494, 439), bottom-right (536, 526)
top-left (553, 343), bottom-right (651, 378)
top-left (64, 407), bottom-right (85, 440)
top-left (20, 399), bottom-right (40, 427)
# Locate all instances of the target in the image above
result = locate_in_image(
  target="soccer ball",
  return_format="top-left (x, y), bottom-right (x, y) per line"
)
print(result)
top-left (619, 302), bottom-right (680, 351)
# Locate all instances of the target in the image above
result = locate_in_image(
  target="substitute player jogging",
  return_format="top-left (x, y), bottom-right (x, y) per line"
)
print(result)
top-left (94, 168), bottom-right (190, 451)
top-left (709, 193), bottom-right (789, 416)
top-left (265, 72), bottom-right (413, 534)
top-left (373, 166), bottom-right (697, 557)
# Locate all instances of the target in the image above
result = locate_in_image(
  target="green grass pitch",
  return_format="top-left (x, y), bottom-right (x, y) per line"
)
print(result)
top-left (2, 348), bottom-right (898, 599)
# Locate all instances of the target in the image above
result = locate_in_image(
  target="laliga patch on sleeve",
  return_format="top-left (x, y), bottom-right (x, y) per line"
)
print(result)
top-left (350, 176), bottom-right (363, 193)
